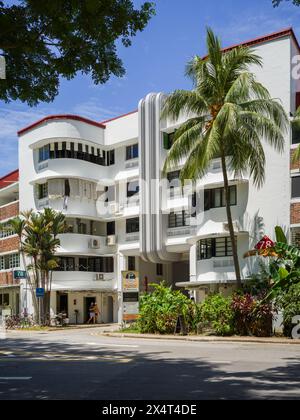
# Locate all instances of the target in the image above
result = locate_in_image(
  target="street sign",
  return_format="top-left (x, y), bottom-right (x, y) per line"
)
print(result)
top-left (13, 270), bottom-right (27, 280)
top-left (122, 271), bottom-right (140, 322)
top-left (255, 236), bottom-right (275, 250)
top-left (36, 288), bottom-right (45, 298)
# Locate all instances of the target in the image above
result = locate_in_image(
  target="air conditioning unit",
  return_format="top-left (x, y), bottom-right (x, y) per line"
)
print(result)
top-left (223, 221), bottom-right (239, 232)
top-left (108, 202), bottom-right (117, 214)
top-left (95, 273), bottom-right (104, 281)
top-left (89, 238), bottom-right (101, 249)
top-left (107, 235), bottom-right (116, 246)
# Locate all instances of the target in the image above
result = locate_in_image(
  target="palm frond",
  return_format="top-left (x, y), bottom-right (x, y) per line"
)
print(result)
top-left (161, 90), bottom-right (208, 121)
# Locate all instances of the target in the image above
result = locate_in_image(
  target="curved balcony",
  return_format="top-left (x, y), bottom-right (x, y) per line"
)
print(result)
top-left (51, 271), bottom-right (116, 292)
top-left (195, 235), bottom-right (250, 284)
top-left (198, 160), bottom-right (250, 189)
top-left (57, 234), bottom-right (116, 256)
top-left (33, 158), bottom-right (111, 185)
top-left (37, 196), bottom-right (99, 219)
top-left (20, 116), bottom-right (105, 146)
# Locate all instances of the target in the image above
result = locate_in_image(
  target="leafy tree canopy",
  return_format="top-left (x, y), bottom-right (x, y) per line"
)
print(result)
top-left (273, 0), bottom-right (300, 6)
top-left (0, 0), bottom-right (155, 105)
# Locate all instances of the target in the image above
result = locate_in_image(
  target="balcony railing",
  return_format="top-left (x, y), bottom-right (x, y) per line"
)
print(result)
top-left (126, 233), bottom-right (140, 242)
top-left (125, 159), bottom-right (139, 169)
top-left (213, 258), bottom-right (234, 269)
top-left (167, 226), bottom-right (196, 237)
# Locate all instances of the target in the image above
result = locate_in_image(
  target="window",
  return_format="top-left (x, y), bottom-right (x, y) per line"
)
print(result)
top-left (296, 92), bottom-right (300, 112)
top-left (88, 257), bottom-right (114, 273)
top-left (292, 121), bottom-right (300, 145)
top-left (0, 253), bottom-right (20, 271)
top-left (128, 256), bottom-right (136, 271)
top-left (291, 227), bottom-right (300, 248)
top-left (204, 186), bottom-right (237, 211)
top-left (156, 264), bottom-right (163, 276)
top-left (163, 132), bottom-right (176, 150)
top-left (38, 183), bottom-right (48, 200)
top-left (38, 145), bottom-right (50, 162)
top-left (126, 218), bottom-right (140, 234)
top-left (126, 144), bottom-right (139, 160)
top-left (292, 177), bottom-right (300, 198)
top-left (127, 180), bottom-right (140, 198)
top-left (104, 186), bottom-right (116, 203)
top-left (77, 222), bottom-right (87, 235)
top-left (56, 257), bottom-right (75, 272)
top-left (0, 222), bottom-right (15, 239)
top-left (107, 222), bottom-right (116, 236)
top-left (43, 142), bottom-right (109, 166)
top-left (0, 294), bottom-right (10, 306)
top-left (168, 211), bottom-right (189, 229)
top-left (9, 253), bottom-right (20, 269)
top-left (0, 256), bottom-right (4, 271)
top-left (100, 257), bottom-right (114, 273)
top-left (197, 237), bottom-right (234, 260)
top-left (107, 150), bottom-right (115, 166)
top-left (167, 171), bottom-right (182, 198)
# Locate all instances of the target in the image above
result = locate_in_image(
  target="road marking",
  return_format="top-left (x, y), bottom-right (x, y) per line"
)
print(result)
top-left (86, 342), bottom-right (139, 348)
top-left (0, 377), bottom-right (32, 381)
top-left (210, 361), bottom-right (233, 365)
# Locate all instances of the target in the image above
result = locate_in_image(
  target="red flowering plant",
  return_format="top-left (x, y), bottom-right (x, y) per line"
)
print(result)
top-left (231, 293), bottom-right (274, 337)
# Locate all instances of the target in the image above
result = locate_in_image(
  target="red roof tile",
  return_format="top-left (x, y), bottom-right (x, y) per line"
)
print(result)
top-left (0, 169), bottom-right (19, 190)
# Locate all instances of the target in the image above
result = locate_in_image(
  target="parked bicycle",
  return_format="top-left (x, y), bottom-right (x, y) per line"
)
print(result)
top-left (4, 315), bottom-right (37, 330)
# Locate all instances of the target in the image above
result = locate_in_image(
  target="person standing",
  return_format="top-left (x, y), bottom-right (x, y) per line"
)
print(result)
top-left (87, 302), bottom-right (96, 324)
top-left (94, 303), bottom-right (100, 324)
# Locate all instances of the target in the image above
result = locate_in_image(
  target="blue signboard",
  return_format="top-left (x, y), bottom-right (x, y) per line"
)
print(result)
top-left (36, 288), bottom-right (45, 298)
top-left (13, 270), bottom-right (27, 280)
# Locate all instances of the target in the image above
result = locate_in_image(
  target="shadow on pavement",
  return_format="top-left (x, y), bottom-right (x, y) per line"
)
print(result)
top-left (0, 336), bottom-right (299, 400)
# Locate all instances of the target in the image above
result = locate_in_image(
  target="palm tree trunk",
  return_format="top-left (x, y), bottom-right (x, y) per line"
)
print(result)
top-left (20, 248), bottom-right (39, 319)
top-left (220, 151), bottom-right (242, 289)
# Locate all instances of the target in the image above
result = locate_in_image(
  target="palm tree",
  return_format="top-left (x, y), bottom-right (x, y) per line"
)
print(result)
top-left (0, 213), bottom-right (39, 318)
top-left (2, 209), bottom-right (66, 325)
top-left (162, 28), bottom-right (288, 288)
top-left (22, 209), bottom-right (66, 324)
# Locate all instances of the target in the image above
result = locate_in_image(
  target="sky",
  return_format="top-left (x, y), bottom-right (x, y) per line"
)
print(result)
top-left (1, 0), bottom-right (300, 177)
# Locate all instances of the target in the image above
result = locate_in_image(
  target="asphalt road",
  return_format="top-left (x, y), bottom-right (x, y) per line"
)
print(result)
top-left (0, 328), bottom-right (299, 400)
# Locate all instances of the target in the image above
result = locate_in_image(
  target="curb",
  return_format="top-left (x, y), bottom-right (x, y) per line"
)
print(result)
top-left (99, 332), bottom-right (300, 345)
top-left (6, 324), bottom-right (119, 333)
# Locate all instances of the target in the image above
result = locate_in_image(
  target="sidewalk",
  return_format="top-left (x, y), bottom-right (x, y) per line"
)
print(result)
top-left (6, 323), bottom-right (120, 333)
top-left (100, 331), bottom-right (300, 345)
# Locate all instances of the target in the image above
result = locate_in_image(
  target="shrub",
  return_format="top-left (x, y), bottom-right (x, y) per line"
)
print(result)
top-left (198, 294), bottom-right (235, 336)
top-left (137, 283), bottom-right (192, 334)
top-left (231, 294), bottom-right (274, 337)
top-left (277, 283), bottom-right (300, 337)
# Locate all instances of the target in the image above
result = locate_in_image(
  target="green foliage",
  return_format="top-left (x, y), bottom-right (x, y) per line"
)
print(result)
top-left (0, 0), bottom-right (155, 105)
top-left (273, 0), bottom-right (300, 6)
top-left (277, 283), bottom-right (300, 337)
top-left (245, 226), bottom-right (300, 301)
top-left (243, 262), bottom-right (272, 296)
top-left (137, 283), bottom-right (193, 335)
top-left (198, 294), bottom-right (234, 336)
top-left (275, 226), bottom-right (288, 244)
top-left (231, 294), bottom-right (274, 337)
top-left (6, 209), bottom-right (66, 324)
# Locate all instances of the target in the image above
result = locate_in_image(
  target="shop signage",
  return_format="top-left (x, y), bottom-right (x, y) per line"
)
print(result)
top-left (122, 271), bottom-right (139, 321)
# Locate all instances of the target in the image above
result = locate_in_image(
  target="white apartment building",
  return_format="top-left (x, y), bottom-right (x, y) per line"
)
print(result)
top-left (2, 27), bottom-right (300, 324)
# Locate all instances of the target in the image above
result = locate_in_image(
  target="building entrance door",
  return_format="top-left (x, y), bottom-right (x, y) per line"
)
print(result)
top-left (107, 296), bottom-right (114, 323)
top-left (84, 297), bottom-right (96, 323)
top-left (57, 293), bottom-right (68, 316)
